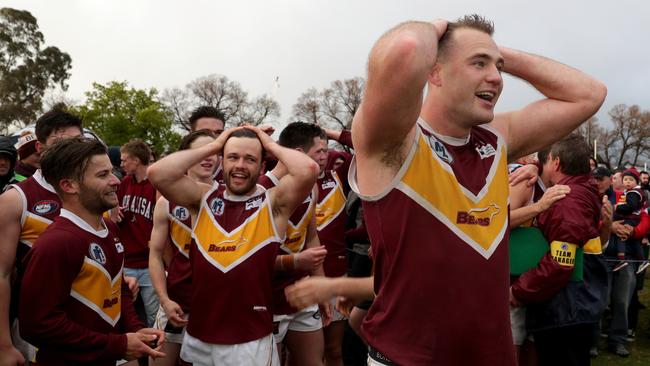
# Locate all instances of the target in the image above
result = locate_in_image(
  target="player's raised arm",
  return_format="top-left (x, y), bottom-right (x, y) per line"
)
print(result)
top-left (492, 47), bottom-right (607, 160)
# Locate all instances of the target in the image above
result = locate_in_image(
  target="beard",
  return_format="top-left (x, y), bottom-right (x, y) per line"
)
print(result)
top-left (224, 168), bottom-right (260, 196)
top-left (79, 184), bottom-right (118, 215)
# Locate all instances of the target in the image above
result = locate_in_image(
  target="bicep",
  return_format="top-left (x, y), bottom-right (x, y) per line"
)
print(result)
top-left (149, 200), bottom-right (169, 254)
top-left (494, 98), bottom-right (588, 161)
top-left (155, 176), bottom-right (206, 211)
top-left (0, 191), bottom-right (23, 275)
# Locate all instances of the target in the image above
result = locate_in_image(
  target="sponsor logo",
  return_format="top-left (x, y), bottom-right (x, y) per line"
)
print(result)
top-left (209, 198), bottom-right (225, 216)
top-left (285, 235), bottom-right (302, 245)
top-left (456, 203), bottom-right (500, 226)
top-left (102, 297), bottom-right (119, 309)
top-left (253, 305), bottom-right (267, 312)
top-left (173, 206), bottom-right (190, 221)
top-left (115, 242), bottom-right (124, 253)
top-left (321, 181), bottom-right (336, 190)
top-left (33, 200), bottom-right (59, 215)
top-left (245, 196), bottom-right (263, 210)
top-left (428, 135), bottom-right (454, 164)
top-left (475, 143), bottom-right (497, 159)
top-left (89, 243), bottom-right (107, 265)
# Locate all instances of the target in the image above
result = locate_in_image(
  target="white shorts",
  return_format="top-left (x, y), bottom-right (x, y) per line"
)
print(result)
top-left (180, 332), bottom-right (279, 366)
top-left (272, 304), bottom-right (322, 343)
top-left (11, 319), bottom-right (37, 363)
top-left (153, 305), bottom-right (188, 344)
top-left (510, 305), bottom-right (527, 346)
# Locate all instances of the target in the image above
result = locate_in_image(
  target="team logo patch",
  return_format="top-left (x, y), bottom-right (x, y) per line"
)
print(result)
top-left (245, 196), bottom-right (263, 210)
top-left (456, 203), bottom-right (501, 226)
top-left (476, 143), bottom-right (497, 159)
top-left (428, 135), bottom-right (454, 164)
top-left (209, 198), bottom-right (225, 216)
top-left (115, 242), bottom-right (124, 253)
top-left (89, 243), bottom-right (107, 265)
top-left (33, 200), bottom-right (59, 215)
top-left (173, 206), bottom-right (190, 221)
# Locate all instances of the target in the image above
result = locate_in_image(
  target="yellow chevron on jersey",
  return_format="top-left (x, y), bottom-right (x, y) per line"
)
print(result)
top-left (193, 193), bottom-right (281, 273)
top-left (20, 213), bottom-right (52, 248)
top-left (169, 216), bottom-right (191, 258)
top-left (396, 126), bottom-right (509, 259)
top-left (70, 257), bottom-right (122, 326)
top-left (282, 196), bottom-right (315, 254)
top-left (316, 172), bottom-right (347, 231)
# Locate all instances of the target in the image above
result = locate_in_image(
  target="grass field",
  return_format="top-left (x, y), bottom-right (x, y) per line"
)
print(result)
top-left (593, 273), bottom-right (650, 366)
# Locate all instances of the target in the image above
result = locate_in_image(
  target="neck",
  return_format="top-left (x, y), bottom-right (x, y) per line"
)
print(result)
top-left (133, 165), bottom-right (148, 182)
top-left (420, 103), bottom-right (471, 139)
top-left (62, 200), bottom-right (104, 230)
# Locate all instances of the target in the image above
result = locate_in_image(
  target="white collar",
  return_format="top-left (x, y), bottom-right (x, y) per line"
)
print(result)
top-left (60, 208), bottom-right (109, 238)
top-left (33, 169), bottom-right (57, 194)
top-left (417, 117), bottom-right (471, 146)
top-left (223, 184), bottom-right (267, 201)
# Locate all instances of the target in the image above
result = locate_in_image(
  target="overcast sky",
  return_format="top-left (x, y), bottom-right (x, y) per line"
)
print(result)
top-left (4, 0), bottom-right (649, 128)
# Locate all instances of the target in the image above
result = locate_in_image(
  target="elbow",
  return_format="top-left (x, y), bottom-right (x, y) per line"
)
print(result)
top-left (305, 161), bottom-right (320, 184)
top-left (584, 80), bottom-right (608, 115)
top-left (146, 164), bottom-right (161, 185)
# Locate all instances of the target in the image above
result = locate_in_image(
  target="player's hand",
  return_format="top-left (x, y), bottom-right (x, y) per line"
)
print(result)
top-left (509, 164), bottom-right (538, 187)
top-left (125, 331), bottom-right (165, 360)
top-left (336, 296), bottom-right (357, 318)
top-left (0, 344), bottom-right (25, 366)
top-left (208, 126), bottom-right (243, 155)
top-left (432, 19), bottom-right (448, 39)
top-left (124, 276), bottom-right (139, 300)
top-left (161, 299), bottom-right (188, 327)
top-left (242, 125), bottom-right (276, 148)
top-left (509, 287), bottom-right (523, 307)
top-left (601, 196), bottom-right (613, 227)
top-left (295, 246), bottom-right (327, 271)
top-left (258, 124), bottom-right (275, 136)
top-left (318, 301), bottom-right (332, 327)
top-left (535, 184), bottom-right (570, 212)
top-left (285, 276), bottom-right (335, 310)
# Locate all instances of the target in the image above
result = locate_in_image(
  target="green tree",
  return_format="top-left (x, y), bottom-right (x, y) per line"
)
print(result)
top-left (72, 81), bottom-right (181, 156)
top-left (0, 8), bottom-right (72, 133)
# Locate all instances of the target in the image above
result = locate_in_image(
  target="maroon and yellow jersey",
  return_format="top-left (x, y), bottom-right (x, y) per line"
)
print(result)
top-left (350, 121), bottom-right (514, 365)
top-left (11, 170), bottom-right (61, 263)
top-left (258, 172), bottom-right (315, 315)
top-left (19, 209), bottom-right (142, 365)
top-left (316, 170), bottom-right (349, 277)
top-left (213, 164), bottom-right (224, 185)
top-left (165, 199), bottom-right (193, 312)
top-left (188, 185), bottom-right (281, 344)
top-left (116, 175), bottom-right (156, 268)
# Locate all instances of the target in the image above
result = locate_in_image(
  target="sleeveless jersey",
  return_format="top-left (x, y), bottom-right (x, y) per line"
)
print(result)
top-left (258, 172), bottom-right (315, 315)
top-left (350, 121), bottom-right (515, 365)
top-left (316, 170), bottom-right (349, 277)
top-left (20, 209), bottom-right (140, 365)
top-left (166, 200), bottom-right (193, 312)
top-left (116, 175), bottom-right (156, 268)
top-left (188, 185), bottom-right (282, 344)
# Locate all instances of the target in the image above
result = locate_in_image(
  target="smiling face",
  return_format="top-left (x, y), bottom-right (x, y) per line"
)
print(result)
top-left (222, 136), bottom-right (264, 196)
top-left (77, 154), bottom-right (121, 214)
top-left (432, 28), bottom-right (504, 128)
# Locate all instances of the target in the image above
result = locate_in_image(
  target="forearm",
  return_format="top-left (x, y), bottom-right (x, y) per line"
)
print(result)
top-left (511, 253), bottom-right (573, 304)
top-left (148, 253), bottom-right (170, 304)
top-left (267, 142), bottom-right (318, 186)
top-left (501, 47), bottom-right (605, 107)
top-left (148, 143), bottom-right (217, 188)
top-left (509, 203), bottom-right (542, 229)
top-left (0, 280), bottom-right (12, 346)
top-left (120, 279), bottom-right (144, 332)
top-left (330, 276), bottom-right (375, 300)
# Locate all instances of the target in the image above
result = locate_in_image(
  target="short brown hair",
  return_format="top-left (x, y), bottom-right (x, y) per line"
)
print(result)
top-left (538, 134), bottom-right (591, 176)
top-left (120, 139), bottom-right (152, 165)
top-left (179, 129), bottom-right (216, 151)
top-left (438, 14), bottom-right (495, 60)
top-left (40, 136), bottom-right (107, 195)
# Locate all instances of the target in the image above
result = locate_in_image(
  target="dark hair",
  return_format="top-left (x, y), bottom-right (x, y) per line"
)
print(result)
top-left (120, 139), bottom-right (152, 165)
top-left (279, 122), bottom-right (326, 151)
top-left (34, 109), bottom-right (83, 143)
top-left (225, 128), bottom-right (266, 159)
top-left (640, 171), bottom-right (649, 177)
top-left (189, 106), bottom-right (226, 130)
top-left (41, 136), bottom-right (107, 194)
top-left (438, 14), bottom-right (495, 60)
top-left (179, 129), bottom-right (216, 151)
top-left (538, 134), bottom-right (591, 176)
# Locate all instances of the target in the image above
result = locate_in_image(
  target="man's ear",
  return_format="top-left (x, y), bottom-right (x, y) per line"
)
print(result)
top-left (59, 178), bottom-right (79, 195)
top-left (35, 141), bottom-right (43, 154)
top-left (427, 63), bottom-right (443, 87)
